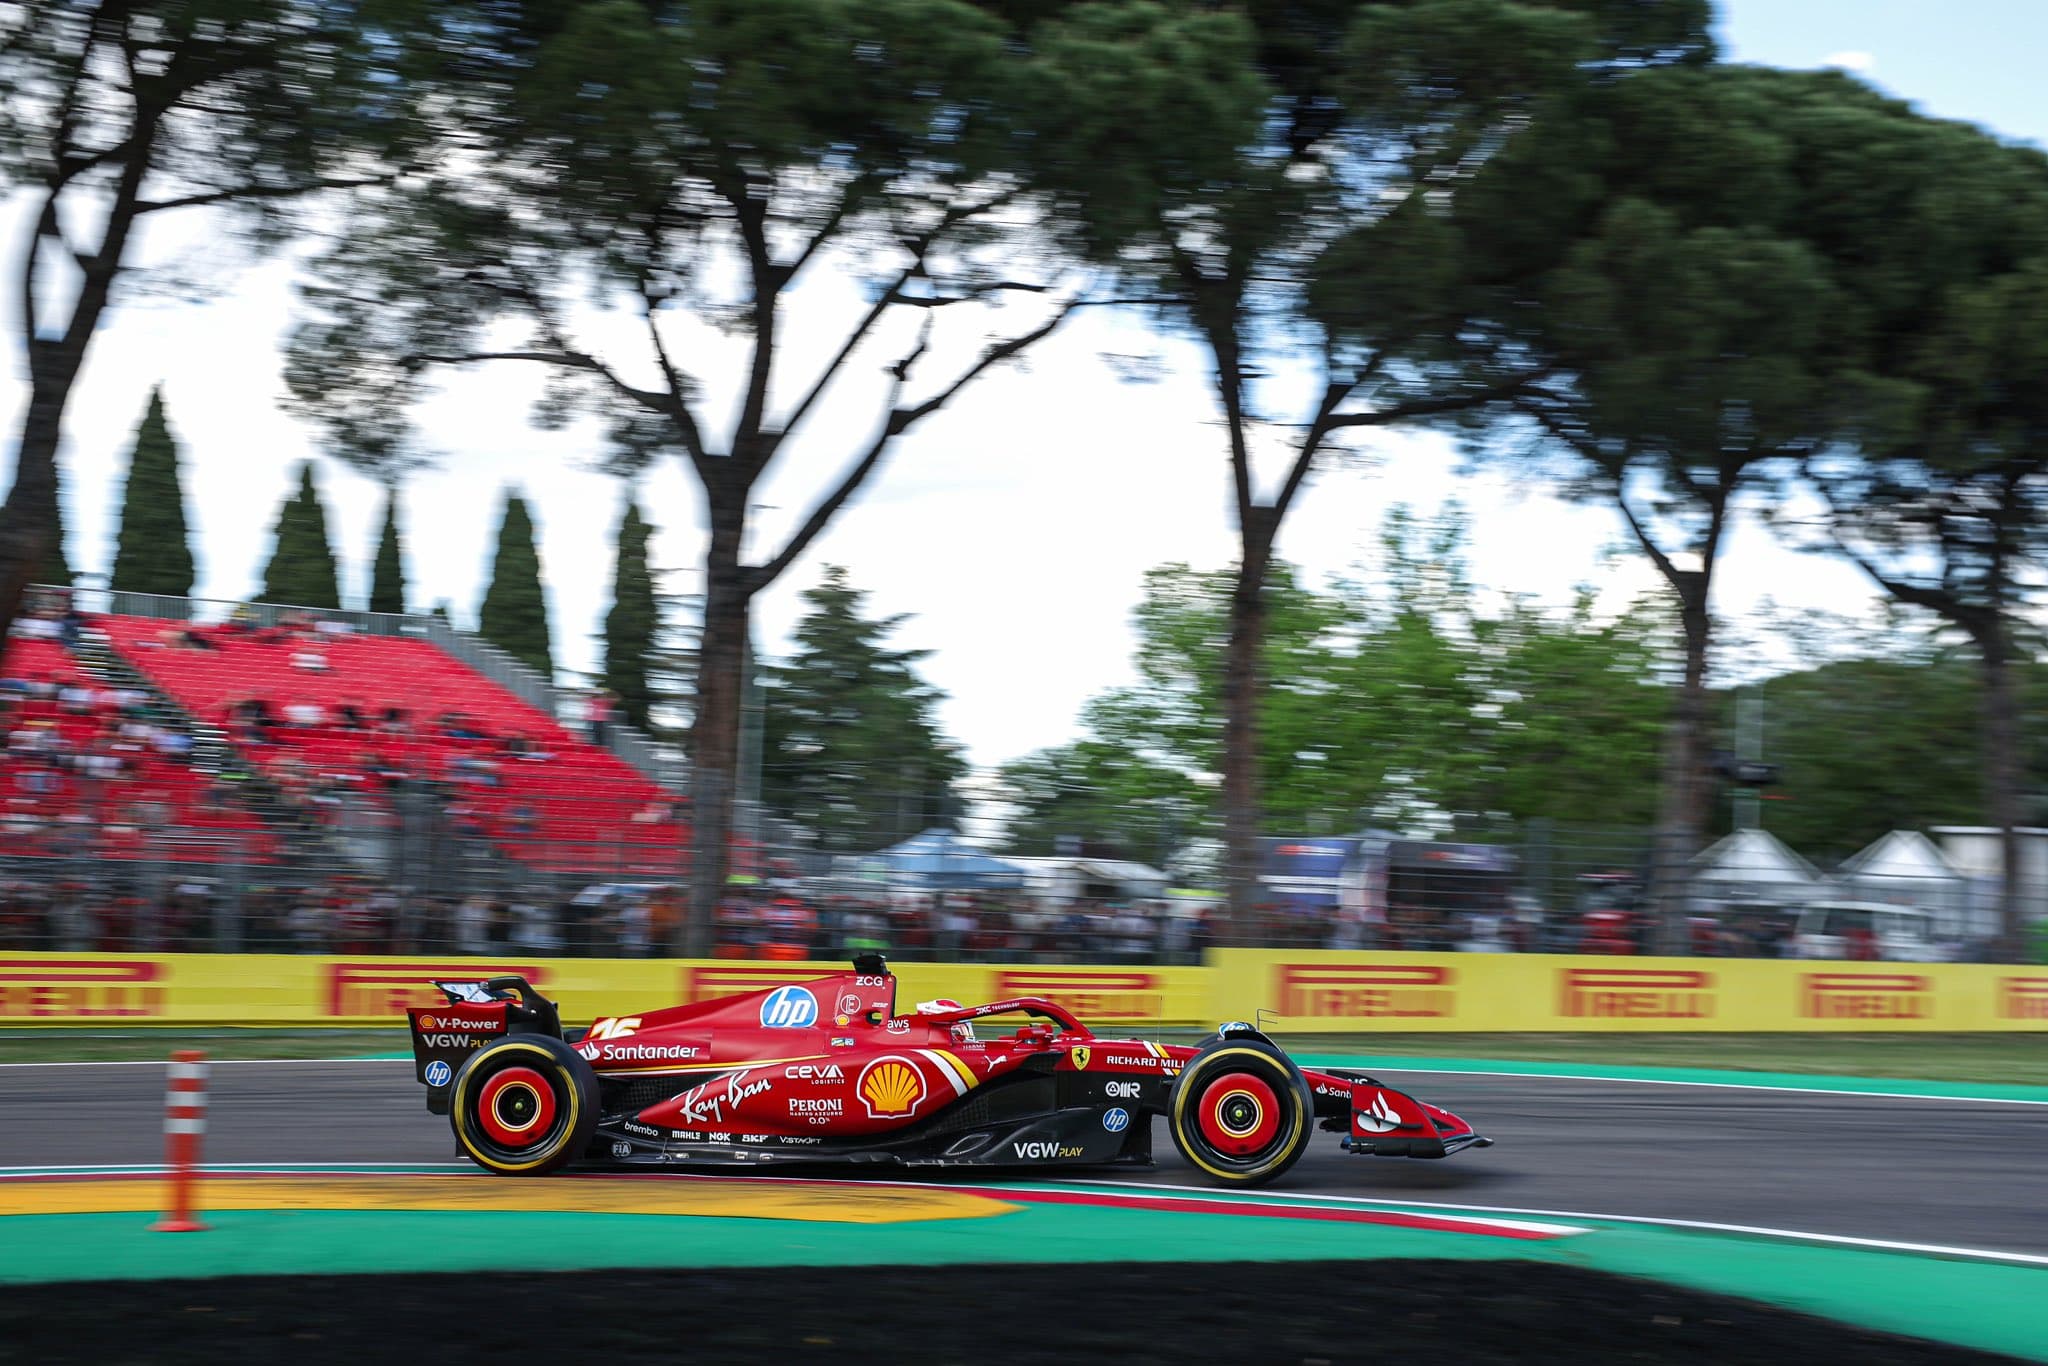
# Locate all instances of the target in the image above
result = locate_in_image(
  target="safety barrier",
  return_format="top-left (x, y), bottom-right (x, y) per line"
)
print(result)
top-left (0, 952), bottom-right (2043, 1031)
top-left (1207, 950), bottom-right (2048, 1032)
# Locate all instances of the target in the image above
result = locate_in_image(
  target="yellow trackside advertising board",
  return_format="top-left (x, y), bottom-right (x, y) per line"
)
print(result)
top-left (1208, 951), bottom-right (2048, 1032)
top-left (658, 962), bottom-right (1215, 1030)
top-left (0, 954), bottom-right (1214, 1028)
top-left (1, 952), bottom-right (2043, 1030)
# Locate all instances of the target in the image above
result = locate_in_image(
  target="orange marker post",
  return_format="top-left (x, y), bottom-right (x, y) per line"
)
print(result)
top-left (153, 1049), bottom-right (208, 1233)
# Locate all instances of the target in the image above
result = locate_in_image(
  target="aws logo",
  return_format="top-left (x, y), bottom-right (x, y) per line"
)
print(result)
top-left (858, 1056), bottom-right (926, 1118)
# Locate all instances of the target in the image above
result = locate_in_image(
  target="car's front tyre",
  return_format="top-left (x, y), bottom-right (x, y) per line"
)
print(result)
top-left (1166, 1037), bottom-right (1313, 1187)
top-left (450, 1035), bottom-right (599, 1175)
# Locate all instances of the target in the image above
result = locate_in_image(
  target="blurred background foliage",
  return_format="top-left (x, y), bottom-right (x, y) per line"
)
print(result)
top-left (5, 0), bottom-right (2048, 947)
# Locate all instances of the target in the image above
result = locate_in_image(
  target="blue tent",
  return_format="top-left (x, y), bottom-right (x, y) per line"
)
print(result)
top-left (858, 828), bottom-right (1028, 889)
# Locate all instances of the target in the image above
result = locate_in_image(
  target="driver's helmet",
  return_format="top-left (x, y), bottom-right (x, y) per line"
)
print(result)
top-left (914, 998), bottom-right (975, 1043)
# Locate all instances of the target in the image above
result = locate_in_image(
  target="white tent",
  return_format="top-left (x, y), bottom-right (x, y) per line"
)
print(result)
top-left (1835, 830), bottom-right (1973, 934)
top-left (1005, 856), bottom-right (1169, 905)
top-left (1688, 829), bottom-right (1823, 912)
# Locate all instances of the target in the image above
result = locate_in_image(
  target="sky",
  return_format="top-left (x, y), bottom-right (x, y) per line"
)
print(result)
top-left (5, 0), bottom-right (2046, 773)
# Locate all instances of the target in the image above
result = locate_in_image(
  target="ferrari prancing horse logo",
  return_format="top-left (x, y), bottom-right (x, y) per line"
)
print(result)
top-left (1070, 1046), bottom-right (1090, 1071)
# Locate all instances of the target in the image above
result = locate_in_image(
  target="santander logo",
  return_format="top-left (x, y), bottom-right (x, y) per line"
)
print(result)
top-left (1354, 1092), bottom-right (1402, 1134)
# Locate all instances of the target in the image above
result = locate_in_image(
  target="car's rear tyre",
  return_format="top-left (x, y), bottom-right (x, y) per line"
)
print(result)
top-left (1167, 1038), bottom-right (1313, 1187)
top-left (450, 1035), bottom-right (598, 1176)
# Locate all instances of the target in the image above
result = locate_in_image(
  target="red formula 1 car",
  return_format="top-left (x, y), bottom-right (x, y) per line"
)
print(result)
top-left (407, 955), bottom-right (1490, 1187)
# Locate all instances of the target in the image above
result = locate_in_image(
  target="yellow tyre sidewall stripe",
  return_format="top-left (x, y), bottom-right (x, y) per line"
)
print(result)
top-left (1169, 1046), bottom-right (1309, 1182)
top-left (454, 1041), bottom-right (584, 1174)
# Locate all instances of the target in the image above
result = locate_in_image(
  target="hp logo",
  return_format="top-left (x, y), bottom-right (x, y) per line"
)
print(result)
top-left (424, 1060), bottom-right (452, 1087)
top-left (1103, 1107), bottom-right (1131, 1133)
top-left (760, 985), bottom-right (819, 1029)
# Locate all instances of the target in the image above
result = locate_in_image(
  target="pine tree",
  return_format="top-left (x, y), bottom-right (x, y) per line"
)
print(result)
top-left (259, 462), bottom-right (341, 609)
top-left (108, 387), bottom-right (197, 597)
top-left (478, 490), bottom-right (553, 679)
top-left (762, 566), bottom-right (966, 850)
top-left (601, 498), bottom-right (659, 730)
top-left (368, 487), bottom-right (408, 615)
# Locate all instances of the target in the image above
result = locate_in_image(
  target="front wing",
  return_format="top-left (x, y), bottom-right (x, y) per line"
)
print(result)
top-left (1306, 1066), bottom-right (1493, 1159)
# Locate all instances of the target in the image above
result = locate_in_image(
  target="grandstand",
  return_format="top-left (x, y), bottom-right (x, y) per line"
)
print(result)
top-left (1, 634), bottom-right (279, 864)
top-left (3, 599), bottom-right (691, 880)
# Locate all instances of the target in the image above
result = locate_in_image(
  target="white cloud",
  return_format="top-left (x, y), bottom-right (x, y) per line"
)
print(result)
top-left (1824, 50), bottom-right (1876, 74)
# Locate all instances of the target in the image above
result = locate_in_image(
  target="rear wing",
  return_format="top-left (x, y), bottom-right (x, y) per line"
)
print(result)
top-left (407, 976), bottom-right (561, 1115)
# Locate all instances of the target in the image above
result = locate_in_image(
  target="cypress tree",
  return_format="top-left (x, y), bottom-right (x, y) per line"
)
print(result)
top-left (601, 498), bottom-right (659, 730)
top-left (36, 466), bottom-right (73, 586)
top-left (108, 387), bottom-right (197, 597)
top-left (368, 487), bottom-right (408, 615)
top-left (478, 490), bottom-right (553, 679)
top-left (258, 462), bottom-right (342, 609)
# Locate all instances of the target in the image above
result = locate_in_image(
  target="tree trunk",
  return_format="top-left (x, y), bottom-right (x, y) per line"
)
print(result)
top-left (1651, 582), bottom-right (1712, 953)
top-left (3, 103), bottom-right (158, 653)
top-left (684, 506), bottom-right (750, 957)
top-left (1975, 621), bottom-right (2025, 960)
top-left (1221, 545), bottom-right (1270, 945)
top-left (0, 376), bottom-right (68, 673)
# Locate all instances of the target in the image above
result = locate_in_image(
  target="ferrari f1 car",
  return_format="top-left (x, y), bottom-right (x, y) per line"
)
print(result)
top-left (407, 955), bottom-right (1490, 1187)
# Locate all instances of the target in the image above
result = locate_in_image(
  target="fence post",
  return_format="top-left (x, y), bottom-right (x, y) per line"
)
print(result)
top-left (152, 1049), bottom-right (209, 1233)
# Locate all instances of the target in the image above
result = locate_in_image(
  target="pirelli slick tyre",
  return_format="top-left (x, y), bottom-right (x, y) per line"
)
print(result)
top-left (1167, 1037), bottom-right (1313, 1188)
top-left (450, 1035), bottom-right (599, 1176)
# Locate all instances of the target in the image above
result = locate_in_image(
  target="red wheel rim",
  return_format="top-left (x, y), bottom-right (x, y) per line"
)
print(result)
top-left (1197, 1073), bottom-right (1280, 1156)
top-left (477, 1066), bottom-right (557, 1147)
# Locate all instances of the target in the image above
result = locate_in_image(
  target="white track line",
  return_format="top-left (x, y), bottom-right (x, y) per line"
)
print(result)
top-left (1318, 1064), bottom-right (2048, 1107)
top-left (1062, 1177), bottom-right (2048, 1268)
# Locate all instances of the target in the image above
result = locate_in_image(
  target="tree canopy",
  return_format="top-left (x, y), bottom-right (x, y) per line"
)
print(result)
top-left (997, 508), bottom-right (1672, 856)
top-left (283, 0), bottom-right (1285, 943)
top-left (1022, 0), bottom-right (1713, 927)
top-left (0, 0), bottom-right (420, 648)
top-left (1353, 64), bottom-right (2030, 926)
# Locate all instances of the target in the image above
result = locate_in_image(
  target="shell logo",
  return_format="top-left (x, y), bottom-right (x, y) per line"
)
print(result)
top-left (858, 1056), bottom-right (926, 1118)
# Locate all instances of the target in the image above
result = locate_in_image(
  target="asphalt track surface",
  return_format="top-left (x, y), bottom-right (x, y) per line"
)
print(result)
top-left (5, 1060), bottom-right (2046, 1256)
